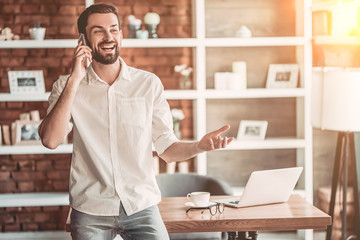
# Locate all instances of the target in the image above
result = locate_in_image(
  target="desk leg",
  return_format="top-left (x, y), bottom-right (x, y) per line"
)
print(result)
top-left (248, 231), bottom-right (258, 239)
top-left (228, 232), bottom-right (237, 240)
top-left (237, 232), bottom-right (246, 239)
top-left (227, 231), bottom-right (258, 240)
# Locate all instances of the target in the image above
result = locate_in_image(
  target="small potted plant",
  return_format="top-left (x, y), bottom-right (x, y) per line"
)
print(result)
top-left (29, 23), bottom-right (46, 40)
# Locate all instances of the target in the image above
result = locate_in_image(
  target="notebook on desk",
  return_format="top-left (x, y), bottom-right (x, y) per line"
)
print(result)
top-left (214, 167), bottom-right (303, 208)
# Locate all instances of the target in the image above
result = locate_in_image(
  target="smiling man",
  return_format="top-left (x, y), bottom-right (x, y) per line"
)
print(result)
top-left (38, 4), bottom-right (233, 240)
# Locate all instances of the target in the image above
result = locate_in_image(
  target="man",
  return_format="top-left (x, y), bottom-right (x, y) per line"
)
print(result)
top-left (39, 4), bottom-right (233, 240)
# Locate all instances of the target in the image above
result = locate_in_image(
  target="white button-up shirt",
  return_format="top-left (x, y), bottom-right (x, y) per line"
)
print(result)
top-left (47, 58), bottom-right (178, 216)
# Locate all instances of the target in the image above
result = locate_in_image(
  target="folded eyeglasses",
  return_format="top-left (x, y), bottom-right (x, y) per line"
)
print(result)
top-left (186, 202), bottom-right (225, 216)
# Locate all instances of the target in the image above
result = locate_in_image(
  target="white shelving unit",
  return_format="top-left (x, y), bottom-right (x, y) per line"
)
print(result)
top-left (1, 0), bottom-right (314, 239)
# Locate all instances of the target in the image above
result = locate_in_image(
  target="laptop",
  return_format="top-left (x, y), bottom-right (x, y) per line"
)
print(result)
top-left (214, 167), bottom-right (303, 208)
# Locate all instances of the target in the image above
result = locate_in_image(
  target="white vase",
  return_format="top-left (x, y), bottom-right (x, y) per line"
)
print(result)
top-left (166, 162), bottom-right (176, 174)
top-left (29, 27), bottom-right (46, 40)
top-left (173, 121), bottom-right (181, 139)
top-left (178, 161), bottom-right (189, 173)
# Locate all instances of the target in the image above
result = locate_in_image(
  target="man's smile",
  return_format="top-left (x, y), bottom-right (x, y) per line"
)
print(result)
top-left (99, 43), bottom-right (116, 53)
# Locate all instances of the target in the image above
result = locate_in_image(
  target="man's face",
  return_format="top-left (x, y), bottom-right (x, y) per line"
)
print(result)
top-left (85, 13), bottom-right (122, 64)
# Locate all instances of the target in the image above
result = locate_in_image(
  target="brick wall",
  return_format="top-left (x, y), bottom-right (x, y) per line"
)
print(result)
top-left (0, 0), bottom-right (193, 232)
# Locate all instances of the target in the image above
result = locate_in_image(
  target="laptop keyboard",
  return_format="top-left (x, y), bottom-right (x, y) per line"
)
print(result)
top-left (230, 200), bottom-right (239, 204)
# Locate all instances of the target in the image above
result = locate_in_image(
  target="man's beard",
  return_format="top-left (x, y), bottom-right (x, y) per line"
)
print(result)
top-left (92, 41), bottom-right (120, 64)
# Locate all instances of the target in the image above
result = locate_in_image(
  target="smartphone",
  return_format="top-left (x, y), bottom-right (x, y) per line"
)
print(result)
top-left (78, 33), bottom-right (86, 46)
top-left (78, 33), bottom-right (90, 65)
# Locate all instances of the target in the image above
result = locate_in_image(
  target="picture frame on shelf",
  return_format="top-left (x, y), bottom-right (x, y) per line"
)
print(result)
top-left (237, 120), bottom-right (268, 140)
top-left (8, 70), bottom-right (45, 94)
top-left (266, 64), bottom-right (299, 89)
top-left (12, 120), bottom-right (42, 145)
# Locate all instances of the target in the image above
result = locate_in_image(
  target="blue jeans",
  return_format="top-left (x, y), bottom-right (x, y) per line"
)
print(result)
top-left (70, 202), bottom-right (170, 240)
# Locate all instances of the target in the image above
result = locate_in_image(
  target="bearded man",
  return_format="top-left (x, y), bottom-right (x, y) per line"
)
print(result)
top-left (39, 4), bottom-right (233, 240)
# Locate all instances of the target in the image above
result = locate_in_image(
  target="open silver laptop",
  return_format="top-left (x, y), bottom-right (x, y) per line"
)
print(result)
top-left (215, 167), bottom-right (303, 208)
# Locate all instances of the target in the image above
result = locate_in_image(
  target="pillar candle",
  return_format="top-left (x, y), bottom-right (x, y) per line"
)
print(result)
top-left (232, 61), bottom-right (247, 90)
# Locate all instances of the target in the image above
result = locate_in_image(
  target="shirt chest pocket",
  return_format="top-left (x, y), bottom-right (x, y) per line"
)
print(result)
top-left (119, 98), bottom-right (147, 127)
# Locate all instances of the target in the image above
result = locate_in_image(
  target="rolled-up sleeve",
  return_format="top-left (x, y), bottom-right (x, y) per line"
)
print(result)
top-left (151, 74), bottom-right (179, 155)
top-left (47, 75), bottom-right (73, 135)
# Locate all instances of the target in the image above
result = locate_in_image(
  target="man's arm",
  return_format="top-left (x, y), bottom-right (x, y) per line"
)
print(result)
top-left (38, 41), bottom-right (92, 149)
top-left (159, 125), bottom-right (234, 163)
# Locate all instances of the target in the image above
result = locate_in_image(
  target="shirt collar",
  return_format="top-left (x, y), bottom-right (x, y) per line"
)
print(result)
top-left (87, 57), bottom-right (131, 84)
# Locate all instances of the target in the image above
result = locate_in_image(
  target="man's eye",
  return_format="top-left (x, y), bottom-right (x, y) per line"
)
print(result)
top-left (111, 29), bottom-right (118, 33)
top-left (94, 30), bottom-right (102, 34)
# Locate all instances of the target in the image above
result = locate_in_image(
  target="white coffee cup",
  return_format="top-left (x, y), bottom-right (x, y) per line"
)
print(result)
top-left (186, 192), bottom-right (210, 207)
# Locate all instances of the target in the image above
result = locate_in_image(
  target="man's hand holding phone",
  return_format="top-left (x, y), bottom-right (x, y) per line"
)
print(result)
top-left (70, 33), bottom-right (92, 82)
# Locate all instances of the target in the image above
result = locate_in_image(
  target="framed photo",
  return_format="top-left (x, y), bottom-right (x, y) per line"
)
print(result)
top-left (237, 120), bottom-right (268, 140)
top-left (13, 120), bottom-right (42, 145)
top-left (8, 70), bottom-right (45, 94)
top-left (266, 64), bottom-right (299, 88)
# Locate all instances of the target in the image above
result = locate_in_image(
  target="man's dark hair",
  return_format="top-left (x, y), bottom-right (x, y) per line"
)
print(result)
top-left (77, 4), bottom-right (122, 35)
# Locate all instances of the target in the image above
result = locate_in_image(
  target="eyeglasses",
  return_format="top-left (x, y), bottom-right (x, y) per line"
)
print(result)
top-left (186, 203), bottom-right (225, 216)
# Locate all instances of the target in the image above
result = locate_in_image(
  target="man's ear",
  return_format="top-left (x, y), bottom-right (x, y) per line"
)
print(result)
top-left (119, 30), bottom-right (123, 39)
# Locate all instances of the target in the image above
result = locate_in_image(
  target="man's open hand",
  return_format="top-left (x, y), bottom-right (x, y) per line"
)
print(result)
top-left (197, 125), bottom-right (234, 152)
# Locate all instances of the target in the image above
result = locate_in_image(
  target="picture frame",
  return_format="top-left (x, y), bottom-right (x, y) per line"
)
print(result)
top-left (8, 70), bottom-right (45, 94)
top-left (237, 120), bottom-right (268, 140)
top-left (13, 120), bottom-right (42, 145)
top-left (266, 64), bottom-right (299, 88)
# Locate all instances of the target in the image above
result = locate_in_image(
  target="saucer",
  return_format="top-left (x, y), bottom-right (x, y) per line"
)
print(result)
top-left (185, 201), bottom-right (216, 208)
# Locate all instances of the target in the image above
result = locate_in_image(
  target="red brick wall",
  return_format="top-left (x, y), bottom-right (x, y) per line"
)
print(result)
top-left (0, 0), bottom-right (193, 232)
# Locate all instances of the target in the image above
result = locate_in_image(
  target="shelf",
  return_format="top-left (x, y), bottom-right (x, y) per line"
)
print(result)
top-left (0, 39), bottom-right (77, 49)
top-left (0, 89), bottom-right (306, 102)
top-left (0, 93), bottom-right (50, 102)
top-left (0, 38), bottom-right (197, 49)
top-left (0, 91), bottom-right (197, 102)
top-left (0, 144), bottom-right (73, 155)
top-left (164, 90), bottom-right (198, 99)
top-left (0, 231), bottom-right (72, 240)
top-left (313, 35), bottom-right (360, 45)
top-left (205, 37), bottom-right (306, 47)
top-left (123, 38), bottom-right (197, 48)
top-left (222, 138), bottom-right (306, 150)
top-left (0, 192), bottom-right (69, 207)
top-left (205, 88), bottom-right (305, 99)
top-left (0, 37), bottom-right (306, 49)
top-left (312, 0), bottom-right (360, 11)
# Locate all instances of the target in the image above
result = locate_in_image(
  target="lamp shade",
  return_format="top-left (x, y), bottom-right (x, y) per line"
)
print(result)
top-left (312, 67), bottom-right (360, 132)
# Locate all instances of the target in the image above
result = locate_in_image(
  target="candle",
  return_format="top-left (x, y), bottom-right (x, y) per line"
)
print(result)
top-left (144, 12), bottom-right (160, 25)
top-left (136, 30), bottom-right (149, 39)
top-left (232, 61), bottom-right (247, 90)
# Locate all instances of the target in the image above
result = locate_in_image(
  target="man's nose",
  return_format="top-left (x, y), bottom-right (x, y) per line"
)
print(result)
top-left (103, 31), bottom-right (112, 41)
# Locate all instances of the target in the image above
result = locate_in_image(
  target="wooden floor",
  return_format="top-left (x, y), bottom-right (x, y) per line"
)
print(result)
top-left (0, 230), bottom-right (326, 240)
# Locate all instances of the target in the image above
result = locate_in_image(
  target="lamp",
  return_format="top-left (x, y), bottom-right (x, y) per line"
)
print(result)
top-left (312, 67), bottom-right (360, 240)
top-left (144, 12), bottom-right (160, 38)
